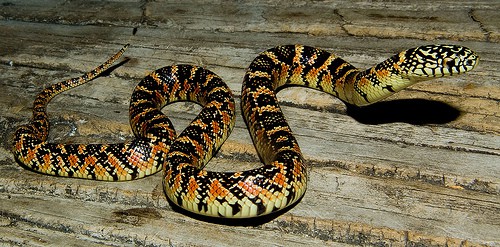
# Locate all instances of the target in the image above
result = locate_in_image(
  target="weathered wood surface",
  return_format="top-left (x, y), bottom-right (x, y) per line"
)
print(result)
top-left (0, 0), bottom-right (499, 246)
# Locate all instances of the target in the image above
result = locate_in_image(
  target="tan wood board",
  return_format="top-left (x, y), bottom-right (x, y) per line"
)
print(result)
top-left (0, 1), bottom-right (498, 246)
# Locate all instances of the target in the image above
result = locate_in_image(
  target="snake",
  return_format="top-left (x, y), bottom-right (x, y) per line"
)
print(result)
top-left (13, 44), bottom-right (478, 218)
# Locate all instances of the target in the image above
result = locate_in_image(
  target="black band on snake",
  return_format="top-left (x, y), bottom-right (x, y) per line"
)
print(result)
top-left (13, 44), bottom-right (478, 218)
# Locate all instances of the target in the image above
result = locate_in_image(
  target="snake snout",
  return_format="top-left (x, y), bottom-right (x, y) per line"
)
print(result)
top-left (442, 50), bottom-right (479, 75)
top-left (463, 52), bottom-right (479, 72)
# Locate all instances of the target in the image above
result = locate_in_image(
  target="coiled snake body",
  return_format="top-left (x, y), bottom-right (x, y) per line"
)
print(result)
top-left (13, 44), bottom-right (478, 218)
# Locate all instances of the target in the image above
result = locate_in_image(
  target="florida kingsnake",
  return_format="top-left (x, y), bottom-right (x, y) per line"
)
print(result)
top-left (13, 44), bottom-right (478, 218)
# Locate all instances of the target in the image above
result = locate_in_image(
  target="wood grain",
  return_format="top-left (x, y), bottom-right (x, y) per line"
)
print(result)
top-left (0, 1), bottom-right (498, 246)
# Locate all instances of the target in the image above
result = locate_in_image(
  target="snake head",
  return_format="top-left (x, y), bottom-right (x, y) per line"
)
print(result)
top-left (402, 45), bottom-right (479, 79)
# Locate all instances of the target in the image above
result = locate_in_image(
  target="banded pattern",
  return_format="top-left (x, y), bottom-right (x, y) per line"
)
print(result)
top-left (11, 44), bottom-right (169, 181)
top-left (13, 44), bottom-right (478, 218)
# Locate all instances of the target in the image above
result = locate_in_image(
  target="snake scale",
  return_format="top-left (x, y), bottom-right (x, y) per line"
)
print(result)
top-left (13, 44), bottom-right (478, 218)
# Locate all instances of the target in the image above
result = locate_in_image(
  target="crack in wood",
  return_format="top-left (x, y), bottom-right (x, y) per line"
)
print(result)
top-left (468, 9), bottom-right (492, 42)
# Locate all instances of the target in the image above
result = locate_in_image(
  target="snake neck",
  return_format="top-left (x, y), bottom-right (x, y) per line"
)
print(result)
top-left (350, 56), bottom-right (442, 106)
top-left (347, 54), bottom-right (417, 106)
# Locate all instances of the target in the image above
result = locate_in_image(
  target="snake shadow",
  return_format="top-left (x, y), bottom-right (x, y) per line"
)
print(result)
top-left (344, 98), bottom-right (461, 125)
top-left (97, 57), bottom-right (131, 77)
top-left (166, 196), bottom-right (304, 226)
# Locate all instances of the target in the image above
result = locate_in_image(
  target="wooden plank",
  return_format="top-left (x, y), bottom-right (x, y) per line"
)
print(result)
top-left (0, 0), bottom-right (498, 246)
top-left (1, 159), bottom-right (498, 246)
